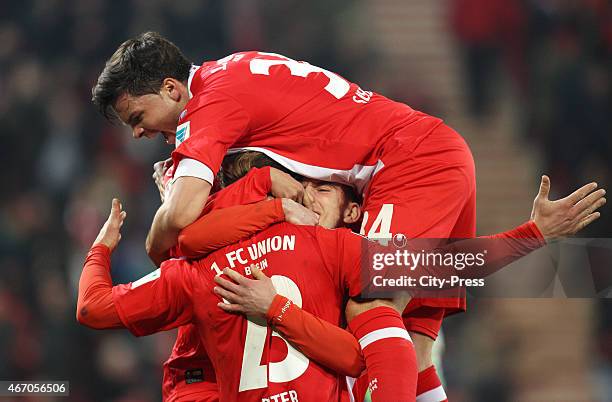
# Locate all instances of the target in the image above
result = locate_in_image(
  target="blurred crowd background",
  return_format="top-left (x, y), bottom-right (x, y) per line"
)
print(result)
top-left (0, 0), bottom-right (610, 401)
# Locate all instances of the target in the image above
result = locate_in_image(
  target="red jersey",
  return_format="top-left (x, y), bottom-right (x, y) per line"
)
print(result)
top-left (113, 223), bottom-right (363, 402)
top-left (172, 51), bottom-right (443, 193)
top-left (162, 167), bottom-right (272, 401)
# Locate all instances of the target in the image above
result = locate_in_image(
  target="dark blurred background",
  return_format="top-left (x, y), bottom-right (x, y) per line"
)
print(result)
top-left (0, 0), bottom-right (610, 401)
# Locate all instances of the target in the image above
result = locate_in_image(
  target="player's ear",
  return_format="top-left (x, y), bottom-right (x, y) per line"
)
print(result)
top-left (161, 78), bottom-right (184, 102)
top-left (343, 202), bottom-right (361, 225)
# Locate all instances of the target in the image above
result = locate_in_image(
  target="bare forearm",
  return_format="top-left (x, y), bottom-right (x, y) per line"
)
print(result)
top-left (146, 176), bottom-right (212, 265)
top-left (146, 204), bottom-right (180, 266)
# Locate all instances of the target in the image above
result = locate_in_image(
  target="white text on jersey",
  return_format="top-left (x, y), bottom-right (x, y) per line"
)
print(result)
top-left (262, 389), bottom-right (299, 402)
top-left (225, 235), bottom-right (296, 268)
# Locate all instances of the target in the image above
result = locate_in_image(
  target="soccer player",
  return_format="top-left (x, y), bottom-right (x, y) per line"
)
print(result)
top-left (79, 148), bottom-right (604, 402)
top-left (91, 32), bottom-right (606, 401)
top-left (147, 163), bottom-right (319, 402)
top-left (77, 193), bottom-right (419, 401)
top-left (166, 153), bottom-right (606, 402)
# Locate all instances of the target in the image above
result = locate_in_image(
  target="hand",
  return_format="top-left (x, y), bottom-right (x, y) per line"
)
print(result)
top-left (531, 175), bottom-right (606, 239)
top-left (213, 267), bottom-right (277, 317)
top-left (93, 198), bottom-right (127, 251)
top-left (152, 158), bottom-right (173, 202)
top-left (281, 198), bottom-right (319, 225)
top-left (270, 168), bottom-right (304, 203)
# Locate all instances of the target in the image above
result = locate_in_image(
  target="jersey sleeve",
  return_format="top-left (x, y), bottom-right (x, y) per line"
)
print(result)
top-left (203, 166), bottom-right (272, 214)
top-left (315, 227), bottom-right (364, 298)
top-left (338, 230), bottom-right (366, 297)
top-left (171, 90), bottom-right (251, 179)
top-left (178, 198), bottom-right (285, 258)
top-left (76, 244), bottom-right (124, 329)
top-left (112, 259), bottom-right (195, 337)
top-left (266, 294), bottom-right (365, 377)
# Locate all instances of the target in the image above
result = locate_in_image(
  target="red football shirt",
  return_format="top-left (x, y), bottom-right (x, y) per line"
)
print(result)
top-left (172, 51), bottom-right (443, 193)
top-left (162, 166), bottom-right (272, 401)
top-left (113, 223), bottom-right (363, 402)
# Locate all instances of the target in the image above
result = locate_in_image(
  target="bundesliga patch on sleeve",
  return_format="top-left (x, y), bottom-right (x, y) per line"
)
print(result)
top-left (175, 121), bottom-right (191, 147)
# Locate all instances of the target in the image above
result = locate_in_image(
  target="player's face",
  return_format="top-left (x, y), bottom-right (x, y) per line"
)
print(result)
top-left (113, 79), bottom-right (188, 144)
top-left (302, 179), bottom-right (361, 229)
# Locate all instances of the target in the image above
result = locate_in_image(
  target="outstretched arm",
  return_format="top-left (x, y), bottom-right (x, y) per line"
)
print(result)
top-left (78, 199), bottom-right (195, 334)
top-left (76, 199), bottom-right (126, 329)
top-left (364, 176), bottom-right (606, 292)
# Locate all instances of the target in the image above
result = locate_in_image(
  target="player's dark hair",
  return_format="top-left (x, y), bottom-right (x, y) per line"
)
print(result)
top-left (92, 31), bottom-right (192, 120)
top-left (340, 185), bottom-right (362, 205)
top-left (221, 151), bottom-right (362, 204)
top-left (221, 152), bottom-right (302, 187)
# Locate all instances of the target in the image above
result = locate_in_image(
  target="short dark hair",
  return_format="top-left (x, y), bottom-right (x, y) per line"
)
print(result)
top-left (340, 184), bottom-right (362, 205)
top-left (221, 151), bottom-right (361, 204)
top-left (221, 152), bottom-right (302, 187)
top-left (92, 31), bottom-right (191, 120)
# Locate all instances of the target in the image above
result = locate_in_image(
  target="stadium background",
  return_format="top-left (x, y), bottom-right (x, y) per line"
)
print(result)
top-left (1, 0), bottom-right (610, 401)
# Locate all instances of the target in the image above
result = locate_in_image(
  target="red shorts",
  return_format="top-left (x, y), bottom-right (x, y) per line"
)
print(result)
top-left (360, 122), bottom-right (476, 338)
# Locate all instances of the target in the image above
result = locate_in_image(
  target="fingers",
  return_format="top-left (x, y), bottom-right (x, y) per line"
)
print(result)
top-left (572, 189), bottom-right (606, 221)
top-left (294, 185), bottom-right (304, 204)
top-left (111, 198), bottom-right (121, 212)
top-left (217, 301), bottom-right (246, 313)
top-left (573, 212), bottom-right (601, 234)
top-left (251, 266), bottom-right (267, 280)
top-left (214, 275), bottom-right (243, 295)
top-left (110, 198), bottom-right (127, 222)
top-left (538, 175), bottom-right (551, 200)
top-left (213, 286), bottom-right (241, 304)
top-left (223, 268), bottom-right (249, 285)
top-left (563, 182), bottom-right (598, 205)
top-left (302, 186), bottom-right (314, 207)
top-left (308, 211), bottom-right (320, 225)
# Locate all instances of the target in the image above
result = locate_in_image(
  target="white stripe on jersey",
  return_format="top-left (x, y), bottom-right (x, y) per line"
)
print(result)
top-left (173, 158), bottom-right (215, 185)
top-left (227, 146), bottom-right (385, 194)
top-left (416, 385), bottom-right (447, 402)
top-left (358, 327), bottom-right (412, 349)
top-left (345, 376), bottom-right (357, 402)
top-left (187, 64), bottom-right (200, 99)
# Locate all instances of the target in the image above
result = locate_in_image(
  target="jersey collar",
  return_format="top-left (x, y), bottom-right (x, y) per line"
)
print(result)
top-left (187, 64), bottom-right (200, 99)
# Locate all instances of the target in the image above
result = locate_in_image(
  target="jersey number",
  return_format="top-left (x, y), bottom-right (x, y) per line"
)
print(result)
top-left (239, 275), bottom-right (309, 392)
top-left (249, 52), bottom-right (351, 99)
top-left (360, 204), bottom-right (394, 244)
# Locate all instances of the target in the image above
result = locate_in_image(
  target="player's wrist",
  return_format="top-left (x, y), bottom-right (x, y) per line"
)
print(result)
top-left (265, 294), bottom-right (291, 324)
top-left (526, 220), bottom-right (547, 243)
top-left (90, 243), bottom-right (111, 256)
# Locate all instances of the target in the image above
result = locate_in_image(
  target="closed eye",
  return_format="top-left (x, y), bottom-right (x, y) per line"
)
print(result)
top-left (128, 112), bottom-right (143, 127)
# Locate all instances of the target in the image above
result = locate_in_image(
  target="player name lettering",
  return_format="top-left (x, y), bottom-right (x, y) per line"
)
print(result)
top-left (225, 235), bottom-right (296, 268)
top-left (261, 389), bottom-right (299, 402)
